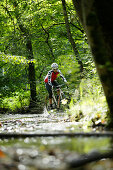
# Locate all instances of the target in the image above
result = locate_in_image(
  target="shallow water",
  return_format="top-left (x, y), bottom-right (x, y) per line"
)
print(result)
top-left (0, 111), bottom-right (113, 169)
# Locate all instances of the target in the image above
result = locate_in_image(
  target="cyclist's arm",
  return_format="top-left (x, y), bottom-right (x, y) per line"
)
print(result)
top-left (48, 70), bottom-right (52, 86)
top-left (59, 70), bottom-right (67, 82)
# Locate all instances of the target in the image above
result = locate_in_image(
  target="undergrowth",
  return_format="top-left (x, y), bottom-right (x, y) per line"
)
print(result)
top-left (1, 91), bottom-right (30, 112)
top-left (68, 77), bottom-right (108, 129)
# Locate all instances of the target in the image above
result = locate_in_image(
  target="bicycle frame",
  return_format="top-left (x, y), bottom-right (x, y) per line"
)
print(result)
top-left (45, 84), bottom-right (69, 111)
top-left (52, 86), bottom-right (57, 107)
top-left (52, 85), bottom-right (66, 109)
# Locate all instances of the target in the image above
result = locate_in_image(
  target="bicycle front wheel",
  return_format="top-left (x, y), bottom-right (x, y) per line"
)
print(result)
top-left (45, 95), bottom-right (57, 110)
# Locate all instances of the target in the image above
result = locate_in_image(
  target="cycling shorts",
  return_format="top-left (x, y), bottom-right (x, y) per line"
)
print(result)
top-left (45, 81), bottom-right (59, 98)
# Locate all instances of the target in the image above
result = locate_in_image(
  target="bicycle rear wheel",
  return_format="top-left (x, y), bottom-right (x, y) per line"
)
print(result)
top-left (45, 95), bottom-right (50, 110)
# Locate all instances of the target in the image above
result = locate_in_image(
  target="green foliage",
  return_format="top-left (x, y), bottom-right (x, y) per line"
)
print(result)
top-left (0, 0), bottom-right (107, 122)
top-left (1, 91), bottom-right (30, 111)
top-left (68, 75), bottom-right (108, 128)
top-left (0, 53), bottom-right (36, 64)
top-left (0, 60), bottom-right (27, 97)
top-left (56, 54), bottom-right (80, 89)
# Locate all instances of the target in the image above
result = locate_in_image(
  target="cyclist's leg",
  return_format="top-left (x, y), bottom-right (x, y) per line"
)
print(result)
top-left (52, 81), bottom-right (60, 109)
top-left (45, 83), bottom-right (53, 108)
top-left (52, 81), bottom-right (59, 95)
top-left (52, 81), bottom-right (59, 93)
top-left (57, 90), bottom-right (61, 109)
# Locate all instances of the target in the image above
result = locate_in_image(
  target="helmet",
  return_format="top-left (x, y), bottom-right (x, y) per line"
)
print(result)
top-left (51, 63), bottom-right (58, 70)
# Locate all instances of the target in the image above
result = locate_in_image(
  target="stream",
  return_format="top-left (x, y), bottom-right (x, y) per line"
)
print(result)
top-left (0, 108), bottom-right (113, 170)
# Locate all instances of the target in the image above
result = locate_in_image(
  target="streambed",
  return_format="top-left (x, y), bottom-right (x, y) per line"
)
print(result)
top-left (0, 109), bottom-right (113, 170)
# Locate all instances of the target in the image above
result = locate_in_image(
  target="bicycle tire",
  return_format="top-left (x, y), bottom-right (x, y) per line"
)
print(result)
top-left (45, 95), bottom-right (50, 110)
top-left (45, 95), bottom-right (57, 110)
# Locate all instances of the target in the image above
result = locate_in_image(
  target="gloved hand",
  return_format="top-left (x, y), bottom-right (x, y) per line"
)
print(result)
top-left (64, 80), bottom-right (68, 84)
top-left (52, 85), bottom-right (54, 89)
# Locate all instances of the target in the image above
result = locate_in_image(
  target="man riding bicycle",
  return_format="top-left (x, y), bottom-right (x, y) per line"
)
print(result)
top-left (44, 63), bottom-right (67, 109)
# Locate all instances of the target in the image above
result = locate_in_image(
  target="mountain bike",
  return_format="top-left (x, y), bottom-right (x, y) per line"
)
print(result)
top-left (45, 84), bottom-right (70, 111)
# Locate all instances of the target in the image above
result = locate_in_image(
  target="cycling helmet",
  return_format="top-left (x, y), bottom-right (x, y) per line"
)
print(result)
top-left (51, 63), bottom-right (58, 70)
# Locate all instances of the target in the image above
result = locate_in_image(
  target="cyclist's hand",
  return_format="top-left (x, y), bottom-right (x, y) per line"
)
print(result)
top-left (64, 79), bottom-right (67, 83)
top-left (52, 85), bottom-right (54, 88)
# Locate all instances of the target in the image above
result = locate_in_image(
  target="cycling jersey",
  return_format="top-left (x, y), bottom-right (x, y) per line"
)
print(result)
top-left (44, 69), bottom-right (66, 86)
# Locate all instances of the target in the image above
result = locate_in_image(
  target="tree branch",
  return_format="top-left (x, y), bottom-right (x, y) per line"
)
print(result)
top-left (70, 22), bottom-right (84, 33)
top-left (41, 24), bottom-right (55, 60)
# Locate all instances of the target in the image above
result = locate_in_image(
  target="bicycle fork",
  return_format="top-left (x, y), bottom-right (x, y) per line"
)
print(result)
top-left (57, 89), bottom-right (63, 109)
top-left (52, 87), bottom-right (57, 107)
top-left (52, 87), bottom-right (64, 109)
top-left (57, 95), bottom-right (61, 109)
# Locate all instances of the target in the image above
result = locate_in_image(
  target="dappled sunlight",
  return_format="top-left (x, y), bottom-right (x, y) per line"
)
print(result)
top-left (68, 97), bottom-right (108, 130)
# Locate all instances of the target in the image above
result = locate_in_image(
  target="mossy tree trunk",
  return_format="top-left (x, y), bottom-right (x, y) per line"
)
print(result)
top-left (26, 39), bottom-right (37, 108)
top-left (72, 0), bottom-right (113, 127)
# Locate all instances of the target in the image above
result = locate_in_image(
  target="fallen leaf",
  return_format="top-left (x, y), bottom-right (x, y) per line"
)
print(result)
top-left (0, 150), bottom-right (6, 158)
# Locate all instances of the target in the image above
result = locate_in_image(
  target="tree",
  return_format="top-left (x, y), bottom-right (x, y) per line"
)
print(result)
top-left (72, 0), bottom-right (113, 127)
top-left (61, 0), bottom-right (83, 72)
top-left (18, 25), bottom-right (37, 108)
top-left (1, 1), bottom-right (37, 108)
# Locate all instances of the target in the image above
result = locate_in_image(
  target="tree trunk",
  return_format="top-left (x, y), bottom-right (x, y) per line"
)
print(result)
top-left (26, 39), bottom-right (37, 108)
top-left (19, 25), bottom-right (37, 108)
top-left (28, 62), bottom-right (37, 107)
top-left (72, 0), bottom-right (113, 127)
top-left (61, 0), bottom-right (83, 72)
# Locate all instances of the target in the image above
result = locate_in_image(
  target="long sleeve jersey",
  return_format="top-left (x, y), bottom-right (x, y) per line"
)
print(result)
top-left (44, 69), bottom-right (67, 86)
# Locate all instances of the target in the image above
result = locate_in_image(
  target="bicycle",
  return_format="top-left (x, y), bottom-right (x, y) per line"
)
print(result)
top-left (45, 84), bottom-right (70, 111)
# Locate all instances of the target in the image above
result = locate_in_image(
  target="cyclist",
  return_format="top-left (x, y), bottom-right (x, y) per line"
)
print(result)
top-left (44, 63), bottom-right (67, 109)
